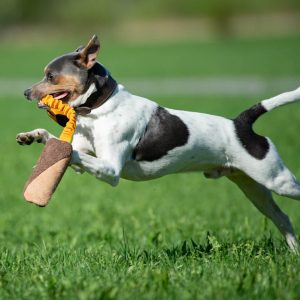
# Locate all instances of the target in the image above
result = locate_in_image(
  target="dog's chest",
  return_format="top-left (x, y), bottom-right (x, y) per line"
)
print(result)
top-left (75, 92), bottom-right (159, 153)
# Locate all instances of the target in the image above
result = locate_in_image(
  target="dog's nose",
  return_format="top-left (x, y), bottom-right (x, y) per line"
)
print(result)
top-left (24, 88), bottom-right (31, 100)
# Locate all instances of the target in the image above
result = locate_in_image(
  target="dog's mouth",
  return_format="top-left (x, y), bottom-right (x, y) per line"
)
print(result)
top-left (37, 91), bottom-right (71, 109)
top-left (52, 91), bottom-right (70, 100)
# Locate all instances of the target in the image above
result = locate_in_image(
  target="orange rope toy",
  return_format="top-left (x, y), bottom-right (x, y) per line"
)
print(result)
top-left (41, 95), bottom-right (76, 143)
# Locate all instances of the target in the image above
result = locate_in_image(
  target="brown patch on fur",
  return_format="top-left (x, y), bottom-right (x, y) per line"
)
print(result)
top-left (57, 74), bottom-right (84, 101)
top-left (30, 74), bottom-right (82, 102)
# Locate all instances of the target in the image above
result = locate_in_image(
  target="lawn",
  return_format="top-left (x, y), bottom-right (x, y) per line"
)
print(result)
top-left (1, 35), bottom-right (300, 299)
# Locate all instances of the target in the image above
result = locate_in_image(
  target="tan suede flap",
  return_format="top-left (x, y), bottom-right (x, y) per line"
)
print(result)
top-left (24, 138), bottom-right (72, 190)
top-left (24, 157), bottom-right (70, 206)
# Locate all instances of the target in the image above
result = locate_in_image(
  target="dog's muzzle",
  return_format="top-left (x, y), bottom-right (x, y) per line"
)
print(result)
top-left (24, 89), bottom-right (32, 100)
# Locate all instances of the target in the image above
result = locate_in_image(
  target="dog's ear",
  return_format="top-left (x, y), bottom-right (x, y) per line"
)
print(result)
top-left (75, 45), bottom-right (84, 52)
top-left (75, 35), bottom-right (100, 69)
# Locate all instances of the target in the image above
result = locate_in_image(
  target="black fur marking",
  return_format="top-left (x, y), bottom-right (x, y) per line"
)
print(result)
top-left (133, 107), bottom-right (189, 162)
top-left (56, 115), bottom-right (69, 127)
top-left (47, 110), bottom-right (69, 127)
top-left (234, 103), bottom-right (269, 159)
top-left (78, 64), bottom-right (117, 112)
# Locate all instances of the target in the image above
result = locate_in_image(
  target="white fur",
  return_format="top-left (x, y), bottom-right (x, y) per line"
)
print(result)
top-left (17, 85), bottom-right (300, 252)
top-left (70, 83), bottom-right (97, 107)
top-left (262, 87), bottom-right (300, 111)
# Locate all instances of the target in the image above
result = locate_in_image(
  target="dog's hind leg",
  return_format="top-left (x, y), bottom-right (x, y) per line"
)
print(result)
top-left (234, 140), bottom-right (300, 201)
top-left (227, 172), bottom-right (299, 252)
top-left (267, 170), bottom-right (300, 201)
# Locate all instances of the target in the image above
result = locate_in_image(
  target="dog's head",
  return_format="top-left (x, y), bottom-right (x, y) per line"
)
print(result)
top-left (24, 35), bottom-right (100, 105)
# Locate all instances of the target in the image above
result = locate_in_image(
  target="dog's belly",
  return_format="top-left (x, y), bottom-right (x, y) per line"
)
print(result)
top-left (122, 161), bottom-right (197, 181)
top-left (121, 159), bottom-right (224, 181)
top-left (121, 148), bottom-right (227, 181)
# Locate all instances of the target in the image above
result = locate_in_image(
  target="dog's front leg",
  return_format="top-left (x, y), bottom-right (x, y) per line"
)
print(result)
top-left (16, 128), bottom-right (56, 145)
top-left (71, 150), bottom-right (121, 186)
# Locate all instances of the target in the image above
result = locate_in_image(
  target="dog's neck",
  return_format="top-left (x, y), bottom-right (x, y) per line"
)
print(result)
top-left (70, 83), bottom-right (97, 109)
top-left (72, 63), bottom-right (118, 115)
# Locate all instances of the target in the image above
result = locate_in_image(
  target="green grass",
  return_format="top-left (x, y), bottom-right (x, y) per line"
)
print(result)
top-left (1, 36), bottom-right (300, 299)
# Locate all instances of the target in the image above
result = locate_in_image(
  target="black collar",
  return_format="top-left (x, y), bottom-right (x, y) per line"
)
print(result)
top-left (75, 64), bottom-right (117, 115)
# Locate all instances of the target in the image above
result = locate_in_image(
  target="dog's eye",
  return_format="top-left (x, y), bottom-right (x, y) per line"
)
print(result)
top-left (46, 73), bottom-right (54, 82)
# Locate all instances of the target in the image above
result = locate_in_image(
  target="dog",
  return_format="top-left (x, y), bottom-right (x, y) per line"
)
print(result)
top-left (17, 35), bottom-right (300, 252)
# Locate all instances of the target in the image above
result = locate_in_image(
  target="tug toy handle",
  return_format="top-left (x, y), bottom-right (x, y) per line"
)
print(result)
top-left (41, 95), bottom-right (76, 143)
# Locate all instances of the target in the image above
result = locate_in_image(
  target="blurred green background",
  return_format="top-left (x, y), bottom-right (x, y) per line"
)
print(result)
top-left (1, 0), bottom-right (300, 42)
top-left (1, 1), bottom-right (300, 299)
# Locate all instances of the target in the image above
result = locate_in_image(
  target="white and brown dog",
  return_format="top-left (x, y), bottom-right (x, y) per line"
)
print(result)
top-left (17, 35), bottom-right (300, 251)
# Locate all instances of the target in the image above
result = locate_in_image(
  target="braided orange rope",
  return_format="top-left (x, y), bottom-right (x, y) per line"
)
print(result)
top-left (41, 95), bottom-right (76, 143)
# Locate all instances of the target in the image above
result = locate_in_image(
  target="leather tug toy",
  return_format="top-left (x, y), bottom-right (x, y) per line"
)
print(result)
top-left (23, 95), bottom-right (76, 207)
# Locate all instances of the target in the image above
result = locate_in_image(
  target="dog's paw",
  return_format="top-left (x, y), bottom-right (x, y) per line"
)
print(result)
top-left (16, 132), bottom-right (42, 145)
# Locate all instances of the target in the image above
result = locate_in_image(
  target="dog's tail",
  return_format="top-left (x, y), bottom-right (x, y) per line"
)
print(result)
top-left (235, 87), bottom-right (300, 126)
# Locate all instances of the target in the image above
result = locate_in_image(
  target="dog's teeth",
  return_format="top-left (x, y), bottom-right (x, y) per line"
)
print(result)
top-left (37, 101), bottom-right (48, 109)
